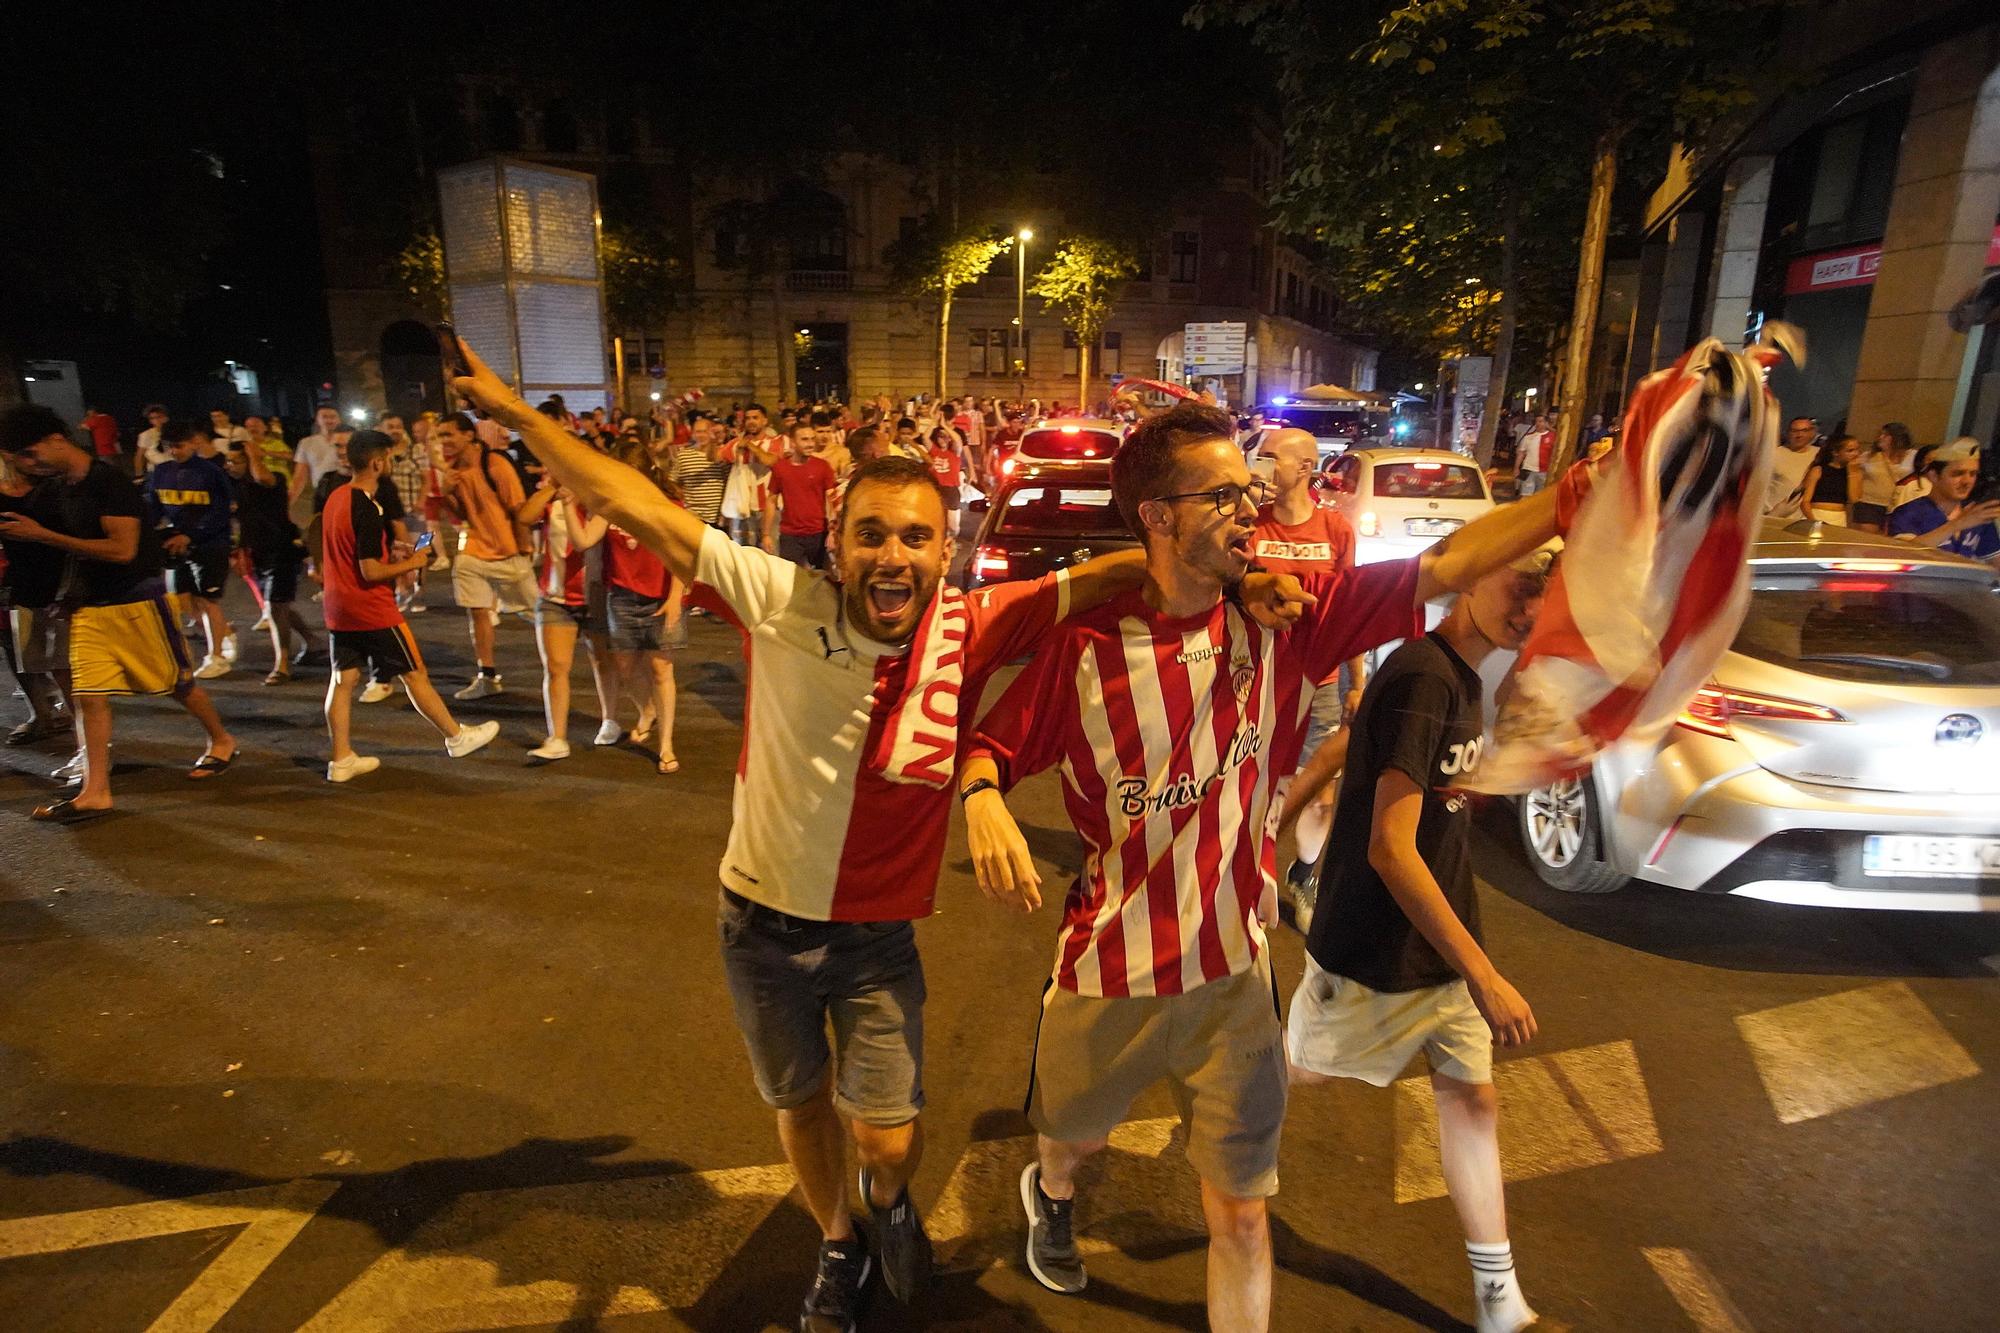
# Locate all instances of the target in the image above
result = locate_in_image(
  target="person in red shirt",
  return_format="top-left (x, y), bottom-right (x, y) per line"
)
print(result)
top-left (604, 442), bottom-right (688, 773)
top-left (926, 424), bottom-right (965, 534)
top-left (958, 402), bottom-right (1585, 1328)
top-left (321, 432), bottom-right (498, 782)
top-left (1250, 427), bottom-right (1364, 927)
top-left (762, 420), bottom-right (838, 568)
top-left (80, 407), bottom-right (121, 459)
top-left (518, 479), bottom-right (616, 763)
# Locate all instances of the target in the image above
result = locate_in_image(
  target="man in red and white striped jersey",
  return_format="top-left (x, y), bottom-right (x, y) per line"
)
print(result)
top-left (959, 402), bottom-right (1586, 1330)
top-left (447, 344), bottom-right (1311, 1330)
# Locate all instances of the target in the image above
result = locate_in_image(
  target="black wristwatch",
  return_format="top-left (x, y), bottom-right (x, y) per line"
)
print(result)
top-left (958, 778), bottom-right (999, 803)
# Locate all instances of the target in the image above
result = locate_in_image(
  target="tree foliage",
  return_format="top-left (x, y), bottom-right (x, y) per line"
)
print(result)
top-left (600, 220), bottom-right (684, 332)
top-left (1030, 238), bottom-right (1143, 346)
top-left (390, 230), bottom-right (448, 319)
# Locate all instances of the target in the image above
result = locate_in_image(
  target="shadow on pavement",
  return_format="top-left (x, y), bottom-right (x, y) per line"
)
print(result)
top-left (1472, 809), bottom-right (2000, 978)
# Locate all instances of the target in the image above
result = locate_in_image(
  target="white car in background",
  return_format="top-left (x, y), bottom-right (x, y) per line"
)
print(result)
top-left (1319, 448), bottom-right (1494, 567)
top-left (1509, 523), bottom-right (2000, 911)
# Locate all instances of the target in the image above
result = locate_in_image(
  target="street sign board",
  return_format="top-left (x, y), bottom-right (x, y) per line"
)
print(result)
top-left (1184, 321), bottom-right (1247, 374)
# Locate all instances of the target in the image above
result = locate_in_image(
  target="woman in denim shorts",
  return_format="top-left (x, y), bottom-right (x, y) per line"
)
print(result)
top-left (607, 447), bottom-right (687, 773)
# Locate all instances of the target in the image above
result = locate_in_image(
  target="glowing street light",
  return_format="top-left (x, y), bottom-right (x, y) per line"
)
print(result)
top-left (348, 407), bottom-right (368, 424)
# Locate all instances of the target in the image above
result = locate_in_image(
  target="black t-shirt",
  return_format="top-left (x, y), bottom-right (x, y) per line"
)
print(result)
top-left (54, 459), bottom-right (164, 606)
top-left (0, 482), bottom-right (68, 608)
top-left (236, 474), bottom-right (300, 559)
top-left (314, 471), bottom-right (404, 523)
top-left (1307, 633), bottom-right (1485, 993)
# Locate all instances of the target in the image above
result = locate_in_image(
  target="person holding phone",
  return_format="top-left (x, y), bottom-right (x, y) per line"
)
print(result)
top-left (320, 431), bottom-right (499, 781)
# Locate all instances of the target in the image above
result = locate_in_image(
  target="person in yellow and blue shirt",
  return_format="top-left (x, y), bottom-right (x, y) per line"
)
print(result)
top-left (145, 420), bottom-right (239, 678)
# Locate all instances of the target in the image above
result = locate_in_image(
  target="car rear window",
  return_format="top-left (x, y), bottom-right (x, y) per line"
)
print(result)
top-left (1372, 461), bottom-right (1485, 500)
top-left (995, 484), bottom-right (1125, 536)
top-left (1733, 570), bottom-right (2000, 685)
top-left (1019, 428), bottom-right (1117, 459)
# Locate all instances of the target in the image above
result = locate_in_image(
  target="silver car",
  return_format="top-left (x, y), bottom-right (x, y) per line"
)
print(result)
top-left (1321, 448), bottom-right (1494, 568)
top-left (1517, 521), bottom-right (2000, 911)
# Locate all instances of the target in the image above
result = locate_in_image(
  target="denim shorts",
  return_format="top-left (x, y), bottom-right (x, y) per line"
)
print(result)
top-left (716, 889), bottom-right (926, 1126)
top-left (605, 585), bottom-right (687, 652)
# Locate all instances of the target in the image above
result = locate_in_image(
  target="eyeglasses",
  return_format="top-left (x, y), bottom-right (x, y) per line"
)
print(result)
top-left (1152, 480), bottom-right (1270, 514)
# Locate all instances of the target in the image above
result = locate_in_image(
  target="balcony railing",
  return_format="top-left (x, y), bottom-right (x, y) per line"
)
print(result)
top-left (786, 270), bottom-right (851, 292)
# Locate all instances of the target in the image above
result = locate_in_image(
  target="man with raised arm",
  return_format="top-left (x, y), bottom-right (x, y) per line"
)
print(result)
top-left (957, 402), bottom-right (1589, 1332)
top-left (445, 341), bottom-right (1305, 1333)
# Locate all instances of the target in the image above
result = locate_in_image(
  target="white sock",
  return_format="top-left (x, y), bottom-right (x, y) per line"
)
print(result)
top-left (1468, 1240), bottom-right (1536, 1332)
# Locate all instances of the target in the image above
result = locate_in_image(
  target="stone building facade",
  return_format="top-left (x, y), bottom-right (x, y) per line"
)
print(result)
top-left (1625, 2), bottom-right (2000, 449)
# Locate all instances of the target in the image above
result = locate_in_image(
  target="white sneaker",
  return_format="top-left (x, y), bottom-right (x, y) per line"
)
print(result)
top-left (52, 749), bottom-right (88, 782)
top-left (445, 719), bottom-right (500, 758)
top-left (453, 674), bottom-right (503, 701)
top-left (406, 602), bottom-right (427, 614)
top-left (593, 718), bottom-right (623, 746)
top-left (358, 681), bottom-right (395, 704)
top-left (193, 655), bottom-right (231, 680)
top-left (528, 737), bottom-right (571, 761)
top-left (326, 753), bottom-right (381, 783)
top-left (220, 632), bottom-right (240, 664)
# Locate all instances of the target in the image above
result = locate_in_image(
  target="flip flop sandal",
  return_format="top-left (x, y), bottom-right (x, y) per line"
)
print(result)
top-left (263, 670), bottom-right (291, 686)
top-left (188, 752), bottom-right (235, 780)
top-left (656, 756), bottom-right (680, 775)
top-left (32, 797), bottom-right (113, 825)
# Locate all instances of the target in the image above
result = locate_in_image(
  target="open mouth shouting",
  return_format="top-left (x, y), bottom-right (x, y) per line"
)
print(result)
top-left (1225, 530), bottom-right (1255, 563)
top-left (868, 579), bottom-right (915, 619)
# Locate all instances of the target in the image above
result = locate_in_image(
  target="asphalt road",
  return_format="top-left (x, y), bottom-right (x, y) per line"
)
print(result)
top-left (2, 580), bottom-right (1997, 1332)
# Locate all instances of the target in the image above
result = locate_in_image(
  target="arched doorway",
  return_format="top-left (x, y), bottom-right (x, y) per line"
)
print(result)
top-left (380, 320), bottom-right (444, 422)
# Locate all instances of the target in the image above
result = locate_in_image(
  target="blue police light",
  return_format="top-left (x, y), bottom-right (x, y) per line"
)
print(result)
top-left (1394, 420), bottom-right (1412, 437)
top-left (1272, 395), bottom-right (1289, 406)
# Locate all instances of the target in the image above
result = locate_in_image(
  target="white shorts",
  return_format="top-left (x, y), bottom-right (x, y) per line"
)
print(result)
top-left (1286, 957), bottom-right (1492, 1086)
top-left (7, 605), bottom-right (68, 675)
top-left (451, 552), bottom-right (537, 612)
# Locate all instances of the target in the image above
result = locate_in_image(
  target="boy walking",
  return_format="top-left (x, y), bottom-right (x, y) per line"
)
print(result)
top-left (1287, 552), bottom-right (1553, 1333)
top-left (320, 431), bottom-right (498, 781)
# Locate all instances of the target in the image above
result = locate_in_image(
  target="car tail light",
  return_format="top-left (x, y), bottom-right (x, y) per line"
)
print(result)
top-left (1823, 559), bottom-right (1916, 573)
top-left (1059, 424), bottom-right (1080, 434)
top-left (972, 547), bottom-right (1010, 580)
top-left (1412, 461), bottom-right (1443, 471)
top-left (1675, 682), bottom-right (1848, 738)
top-left (1357, 511), bottom-right (1379, 537)
top-left (1001, 456), bottom-right (1017, 476)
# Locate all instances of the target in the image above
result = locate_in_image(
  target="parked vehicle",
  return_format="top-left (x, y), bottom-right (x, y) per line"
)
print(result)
top-left (1320, 448), bottom-right (1495, 566)
top-left (1513, 522), bottom-right (2000, 911)
top-left (964, 458), bottom-right (1138, 588)
top-left (990, 418), bottom-right (1123, 484)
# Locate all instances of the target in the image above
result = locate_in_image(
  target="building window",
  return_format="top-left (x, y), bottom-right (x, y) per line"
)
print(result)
top-left (1170, 230), bottom-right (1200, 283)
top-left (1284, 272), bottom-right (1301, 320)
top-left (972, 328), bottom-right (1027, 377)
top-left (1102, 331), bottom-right (1122, 374)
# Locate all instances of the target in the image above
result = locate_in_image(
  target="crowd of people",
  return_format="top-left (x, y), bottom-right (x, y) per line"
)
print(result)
top-left (4, 358), bottom-right (1995, 1333)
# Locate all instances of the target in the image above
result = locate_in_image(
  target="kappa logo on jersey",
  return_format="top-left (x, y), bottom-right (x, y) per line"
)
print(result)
top-left (1440, 735), bottom-right (1484, 778)
top-left (1112, 723), bottom-right (1264, 819)
top-left (1254, 538), bottom-right (1333, 562)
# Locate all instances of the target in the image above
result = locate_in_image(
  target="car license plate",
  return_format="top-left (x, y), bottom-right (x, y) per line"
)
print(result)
top-left (1862, 835), bottom-right (2000, 878)
top-left (1405, 517), bottom-right (1461, 537)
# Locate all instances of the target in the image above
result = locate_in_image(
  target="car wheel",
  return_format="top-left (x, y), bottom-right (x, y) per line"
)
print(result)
top-left (1517, 777), bottom-right (1626, 894)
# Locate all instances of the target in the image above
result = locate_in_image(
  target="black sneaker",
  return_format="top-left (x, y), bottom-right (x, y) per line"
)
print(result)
top-left (1020, 1161), bottom-right (1086, 1293)
top-left (858, 1166), bottom-right (932, 1301)
top-left (799, 1227), bottom-right (872, 1333)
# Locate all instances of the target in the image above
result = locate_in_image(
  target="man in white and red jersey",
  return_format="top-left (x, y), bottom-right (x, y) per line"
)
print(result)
top-left (958, 401), bottom-right (1590, 1331)
top-left (1250, 427), bottom-right (1363, 929)
top-left (444, 340), bottom-right (1312, 1332)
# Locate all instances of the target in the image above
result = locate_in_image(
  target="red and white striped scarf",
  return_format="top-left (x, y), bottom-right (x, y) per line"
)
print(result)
top-left (1468, 332), bottom-right (1793, 794)
top-left (867, 585), bottom-right (971, 788)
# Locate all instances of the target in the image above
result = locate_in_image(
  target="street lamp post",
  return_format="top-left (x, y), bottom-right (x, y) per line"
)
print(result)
top-left (1014, 227), bottom-right (1033, 403)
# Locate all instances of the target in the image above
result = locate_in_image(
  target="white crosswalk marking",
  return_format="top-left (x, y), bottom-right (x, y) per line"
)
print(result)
top-left (928, 1117), bottom-right (1193, 1271)
top-left (1643, 1247), bottom-right (1755, 1332)
top-left (0, 1178), bottom-right (338, 1333)
top-left (296, 1163), bottom-right (795, 1332)
top-left (1735, 981), bottom-right (1980, 1125)
top-left (1394, 1039), bottom-right (1663, 1203)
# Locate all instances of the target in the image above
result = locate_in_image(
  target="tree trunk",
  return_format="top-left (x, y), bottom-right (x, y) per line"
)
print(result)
top-left (936, 288), bottom-right (952, 402)
top-left (1553, 130), bottom-right (1621, 472)
top-left (1078, 335), bottom-right (1093, 414)
top-left (1475, 197), bottom-right (1520, 470)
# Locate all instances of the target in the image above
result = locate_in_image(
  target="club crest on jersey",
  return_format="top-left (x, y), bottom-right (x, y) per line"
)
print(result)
top-left (1230, 653), bottom-right (1255, 702)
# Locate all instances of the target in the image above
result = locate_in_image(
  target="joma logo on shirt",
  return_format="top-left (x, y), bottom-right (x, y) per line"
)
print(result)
top-left (154, 488), bottom-right (213, 506)
top-left (1113, 723), bottom-right (1263, 818)
top-left (1440, 736), bottom-right (1483, 777)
